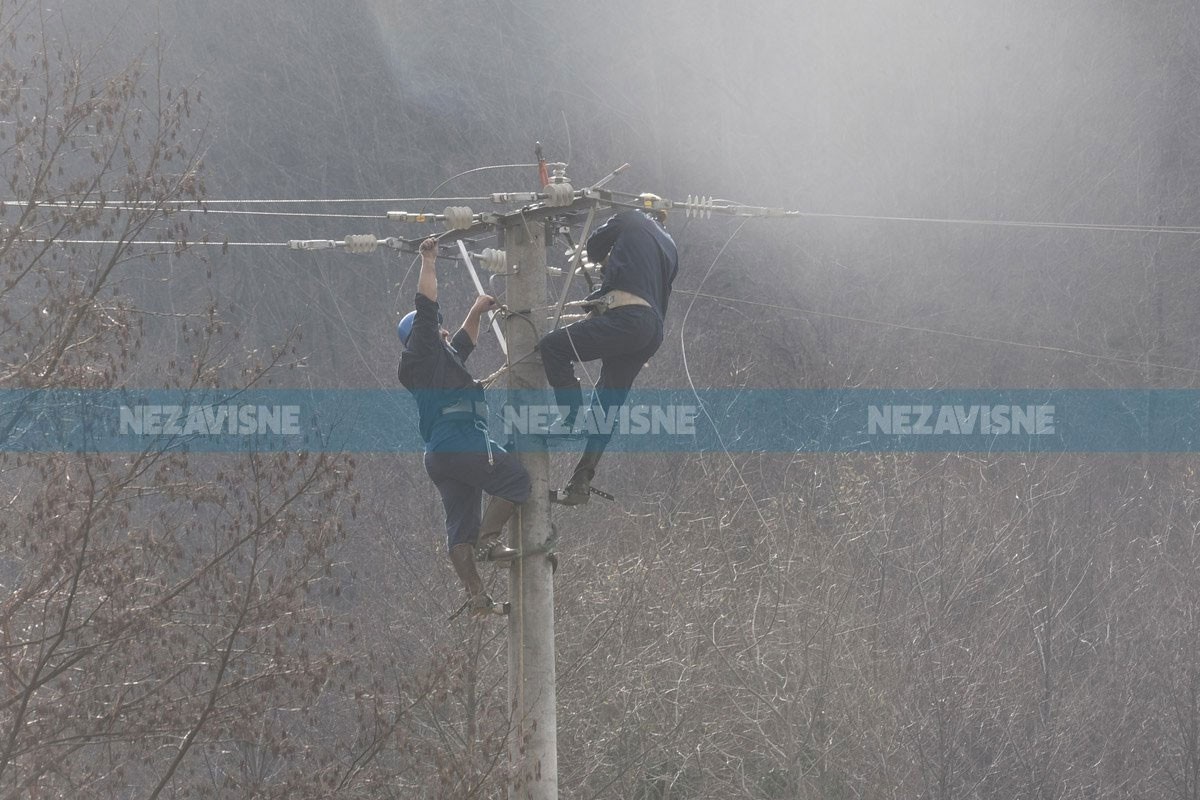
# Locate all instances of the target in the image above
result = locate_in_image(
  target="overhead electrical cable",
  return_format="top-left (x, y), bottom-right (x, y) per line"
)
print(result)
top-left (674, 288), bottom-right (1200, 378)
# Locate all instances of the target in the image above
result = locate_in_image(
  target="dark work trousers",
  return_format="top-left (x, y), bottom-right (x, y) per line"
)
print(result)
top-left (539, 305), bottom-right (664, 457)
top-left (423, 423), bottom-right (531, 551)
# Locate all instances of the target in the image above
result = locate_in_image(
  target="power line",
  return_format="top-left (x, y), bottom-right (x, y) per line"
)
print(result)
top-left (675, 288), bottom-right (1200, 378)
top-left (14, 194), bottom-right (1200, 235)
top-left (787, 210), bottom-right (1200, 236)
top-left (139, 207), bottom-right (388, 220)
top-left (678, 217), bottom-right (778, 536)
top-left (23, 238), bottom-right (289, 247)
top-left (30, 236), bottom-right (1200, 376)
top-left (0, 195), bottom-right (494, 206)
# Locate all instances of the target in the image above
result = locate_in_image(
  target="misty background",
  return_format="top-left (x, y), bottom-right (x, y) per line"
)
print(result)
top-left (122, 0), bottom-right (1200, 390)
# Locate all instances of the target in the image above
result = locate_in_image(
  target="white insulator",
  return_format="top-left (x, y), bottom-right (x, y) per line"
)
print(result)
top-left (443, 206), bottom-right (474, 230)
top-left (288, 239), bottom-right (337, 250)
top-left (343, 234), bottom-right (378, 254)
top-left (479, 247), bottom-right (507, 273)
top-left (685, 195), bottom-right (714, 219)
top-left (387, 210), bottom-right (432, 223)
top-left (546, 265), bottom-right (564, 276)
top-left (545, 182), bottom-right (574, 207)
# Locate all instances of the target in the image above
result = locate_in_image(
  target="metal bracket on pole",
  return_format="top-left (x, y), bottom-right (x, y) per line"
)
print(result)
top-left (456, 239), bottom-right (507, 355)
top-left (551, 205), bottom-right (597, 331)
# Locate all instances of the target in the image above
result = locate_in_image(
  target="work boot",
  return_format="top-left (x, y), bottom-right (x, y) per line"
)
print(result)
top-left (469, 593), bottom-right (499, 618)
top-left (553, 450), bottom-right (603, 507)
top-left (449, 544), bottom-right (493, 617)
top-left (476, 532), bottom-right (519, 562)
top-left (476, 497), bottom-right (520, 562)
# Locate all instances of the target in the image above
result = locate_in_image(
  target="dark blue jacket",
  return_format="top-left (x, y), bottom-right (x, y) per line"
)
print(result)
top-left (397, 293), bottom-right (486, 446)
top-left (585, 210), bottom-right (678, 319)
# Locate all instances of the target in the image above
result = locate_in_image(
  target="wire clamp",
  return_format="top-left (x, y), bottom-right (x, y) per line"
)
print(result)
top-left (387, 210), bottom-right (430, 224)
top-left (288, 239), bottom-right (337, 250)
top-left (492, 192), bottom-right (540, 204)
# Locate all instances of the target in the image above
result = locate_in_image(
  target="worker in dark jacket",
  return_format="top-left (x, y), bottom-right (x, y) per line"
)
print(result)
top-left (538, 197), bottom-right (679, 505)
top-left (398, 237), bottom-right (530, 617)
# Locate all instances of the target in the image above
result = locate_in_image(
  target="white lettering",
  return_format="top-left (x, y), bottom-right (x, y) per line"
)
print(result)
top-left (281, 405), bottom-right (301, 435)
top-left (205, 405), bottom-right (229, 433)
top-left (144, 405), bottom-right (164, 435)
top-left (119, 405), bottom-right (142, 434)
top-left (677, 405), bottom-right (698, 434)
top-left (258, 405), bottom-right (282, 434)
top-left (955, 405), bottom-right (979, 434)
top-left (502, 405), bottom-right (528, 434)
top-left (934, 405), bottom-right (959, 435)
top-left (628, 405), bottom-right (650, 435)
top-left (161, 405), bottom-right (183, 435)
top-left (868, 404), bottom-right (1056, 436)
top-left (990, 405), bottom-right (1010, 435)
top-left (237, 405), bottom-right (255, 434)
top-left (912, 405), bottom-right (934, 435)
top-left (1011, 405), bottom-right (1035, 435)
top-left (119, 404), bottom-right (305, 437)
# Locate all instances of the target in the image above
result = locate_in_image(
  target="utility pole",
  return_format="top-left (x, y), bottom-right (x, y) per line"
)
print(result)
top-left (291, 167), bottom-right (762, 800)
top-left (501, 215), bottom-right (558, 800)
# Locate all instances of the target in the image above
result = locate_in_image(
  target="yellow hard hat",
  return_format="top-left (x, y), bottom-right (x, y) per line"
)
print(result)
top-left (637, 192), bottom-right (667, 222)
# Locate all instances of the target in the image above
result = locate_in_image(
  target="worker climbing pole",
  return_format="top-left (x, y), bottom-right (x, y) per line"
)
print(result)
top-left (286, 148), bottom-right (813, 800)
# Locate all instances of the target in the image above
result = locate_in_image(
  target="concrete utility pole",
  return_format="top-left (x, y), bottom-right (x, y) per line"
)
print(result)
top-left (287, 160), bottom-right (819, 800)
top-left (501, 215), bottom-right (558, 800)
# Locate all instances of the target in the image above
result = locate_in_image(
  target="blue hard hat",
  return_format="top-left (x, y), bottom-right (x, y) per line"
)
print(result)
top-left (398, 311), bottom-right (417, 347)
top-left (397, 309), bottom-right (442, 348)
